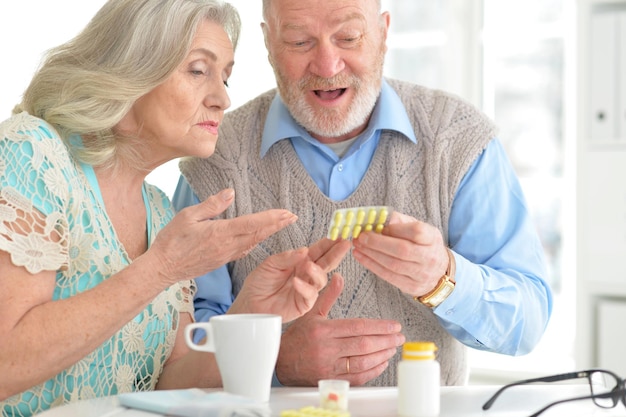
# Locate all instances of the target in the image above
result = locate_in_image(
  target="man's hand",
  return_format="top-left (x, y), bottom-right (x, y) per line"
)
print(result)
top-left (275, 274), bottom-right (405, 386)
top-left (230, 239), bottom-right (351, 322)
top-left (352, 211), bottom-right (450, 297)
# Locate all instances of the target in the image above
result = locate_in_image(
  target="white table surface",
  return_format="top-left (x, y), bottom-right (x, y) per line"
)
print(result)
top-left (34, 385), bottom-right (626, 417)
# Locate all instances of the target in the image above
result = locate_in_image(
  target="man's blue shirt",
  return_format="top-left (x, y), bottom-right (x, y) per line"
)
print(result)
top-left (173, 80), bottom-right (552, 355)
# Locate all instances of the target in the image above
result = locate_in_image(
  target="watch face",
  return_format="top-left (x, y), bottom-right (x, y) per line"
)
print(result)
top-left (423, 279), bottom-right (455, 307)
top-left (431, 284), bottom-right (454, 306)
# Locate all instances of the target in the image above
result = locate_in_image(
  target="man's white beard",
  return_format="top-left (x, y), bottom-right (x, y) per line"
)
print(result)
top-left (273, 48), bottom-right (385, 139)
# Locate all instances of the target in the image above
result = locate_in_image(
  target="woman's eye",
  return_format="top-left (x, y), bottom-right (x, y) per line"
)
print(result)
top-left (191, 70), bottom-right (205, 76)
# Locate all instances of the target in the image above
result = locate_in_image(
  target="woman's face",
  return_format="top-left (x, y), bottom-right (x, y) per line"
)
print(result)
top-left (121, 19), bottom-right (234, 166)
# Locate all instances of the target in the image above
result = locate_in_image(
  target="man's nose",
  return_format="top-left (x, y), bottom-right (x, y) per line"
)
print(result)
top-left (308, 41), bottom-right (345, 78)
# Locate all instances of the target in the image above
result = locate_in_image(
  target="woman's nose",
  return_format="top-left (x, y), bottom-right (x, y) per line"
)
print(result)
top-left (204, 81), bottom-right (231, 111)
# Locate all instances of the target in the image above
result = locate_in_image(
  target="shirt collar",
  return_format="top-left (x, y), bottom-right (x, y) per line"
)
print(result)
top-left (260, 78), bottom-right (417, 157)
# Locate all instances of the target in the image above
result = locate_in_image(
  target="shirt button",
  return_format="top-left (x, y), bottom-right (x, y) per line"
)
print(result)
top-left (446, 309), bottom-right (454, 315)
top-left (337, 164), bottom-right (344, 172)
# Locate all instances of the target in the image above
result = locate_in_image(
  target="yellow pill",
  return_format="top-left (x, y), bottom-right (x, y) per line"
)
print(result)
top-left (367, 208), bottom-right (377, 224)
top-left (375, 223), bottom-right (384, 233)
top-left (341, 225), bottom-right (351, 240)
top-left (356, 209), bottom-right (366, 225)
top-left (378, 208), bottom-right (389, 224)
top-left (334, 210), bottom-right (343, 225)
top-left (352, 224), bottom-right (362, 239)
top-left (345, 210), bottom-right (355, 225)
top-left (364, 224), bottom-right (373, 232)
top-left (330, 227), bottom-right (340, 241)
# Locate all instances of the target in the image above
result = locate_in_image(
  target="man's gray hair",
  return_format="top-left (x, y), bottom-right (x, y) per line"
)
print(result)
top-left (262, 0), bottom-right (382, 21)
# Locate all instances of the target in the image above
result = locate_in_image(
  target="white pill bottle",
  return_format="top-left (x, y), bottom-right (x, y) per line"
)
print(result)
top-left (397, 341), bottom-right (440, 417)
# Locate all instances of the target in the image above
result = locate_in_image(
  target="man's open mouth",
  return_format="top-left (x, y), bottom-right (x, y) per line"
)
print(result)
top-left (314, 88), bottom-right (347, 100)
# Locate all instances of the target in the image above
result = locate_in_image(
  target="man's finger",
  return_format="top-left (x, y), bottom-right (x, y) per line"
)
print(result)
top-left (309, 239), bottom-right (351, 272)
top-left (308, 238), bottom-right (336, 261)
top-left (310, 272), bottom-right (344, 318)
top-left (260, 248), bottom-right (308, 272)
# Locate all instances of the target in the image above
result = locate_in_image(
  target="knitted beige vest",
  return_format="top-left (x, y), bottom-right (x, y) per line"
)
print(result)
top-left (180, 78), bottom-right (497, 387)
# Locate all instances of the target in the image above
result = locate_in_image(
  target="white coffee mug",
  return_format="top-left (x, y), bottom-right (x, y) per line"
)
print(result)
top-left (185, 314), bottom-right (281, 402)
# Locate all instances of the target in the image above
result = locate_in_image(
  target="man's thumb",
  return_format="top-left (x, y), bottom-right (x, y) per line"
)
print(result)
top-left (313, 272), bottom-right (344, 318)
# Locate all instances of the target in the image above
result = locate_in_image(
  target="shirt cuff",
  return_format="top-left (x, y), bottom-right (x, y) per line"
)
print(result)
top-left (271, 371), bottom-right (284, 387)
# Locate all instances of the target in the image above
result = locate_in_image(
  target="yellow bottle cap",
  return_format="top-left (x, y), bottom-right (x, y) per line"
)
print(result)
top-left (402, 341), bottom-right (438, 360)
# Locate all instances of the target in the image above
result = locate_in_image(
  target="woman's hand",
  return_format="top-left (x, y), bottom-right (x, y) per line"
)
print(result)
top-left (230, 238), bottom-right (351, 322)
top-left (148, 189), bottom-right (298, 285)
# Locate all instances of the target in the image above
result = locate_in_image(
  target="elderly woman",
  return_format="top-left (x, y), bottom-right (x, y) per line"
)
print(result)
top-left (0, 1), bottom-right (350, 416)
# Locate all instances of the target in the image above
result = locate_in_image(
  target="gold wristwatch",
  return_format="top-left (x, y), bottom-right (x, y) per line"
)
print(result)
top-left (415, 248), bottom-right (456, 308)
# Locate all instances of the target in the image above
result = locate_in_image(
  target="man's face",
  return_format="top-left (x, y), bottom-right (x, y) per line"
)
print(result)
top-left (263, 0), bottom-right (390, 143)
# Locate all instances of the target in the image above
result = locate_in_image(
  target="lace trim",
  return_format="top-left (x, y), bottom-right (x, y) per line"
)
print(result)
top-left (1, 113), bottom-right (195, 417)
top-left (0, 113), bottom-right (70, 273)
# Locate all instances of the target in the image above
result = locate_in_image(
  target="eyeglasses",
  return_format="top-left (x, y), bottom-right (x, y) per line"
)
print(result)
top-left (482, 369), bottom-right (626, 417)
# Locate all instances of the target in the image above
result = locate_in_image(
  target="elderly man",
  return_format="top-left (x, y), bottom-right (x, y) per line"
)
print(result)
top-left (173, 0), bottom-right (552, 387)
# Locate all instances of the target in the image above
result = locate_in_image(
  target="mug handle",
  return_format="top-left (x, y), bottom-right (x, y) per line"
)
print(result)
top-left (184, 322), bottom-right (216, 352)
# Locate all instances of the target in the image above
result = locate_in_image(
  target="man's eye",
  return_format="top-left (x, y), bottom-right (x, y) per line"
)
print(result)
top-left (290, 40), bottom-right (309, 48)
top-left (341, 35), bottom-right (362, 44)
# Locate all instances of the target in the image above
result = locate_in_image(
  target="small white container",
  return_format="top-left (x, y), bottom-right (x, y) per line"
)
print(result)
top-left (318, 379), bottom-right (349, 410)
top-left (397, 341), bottom-right (440, 417)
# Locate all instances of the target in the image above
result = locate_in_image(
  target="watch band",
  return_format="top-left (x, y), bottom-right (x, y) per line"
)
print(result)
top-left (415, 248), bottom-right (456, 308)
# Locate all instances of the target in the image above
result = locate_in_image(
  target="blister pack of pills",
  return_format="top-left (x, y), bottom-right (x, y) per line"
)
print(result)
top-left (327, 206), bottom-right (392, 240)
top-left (280, 406), bottom-right (350, 417)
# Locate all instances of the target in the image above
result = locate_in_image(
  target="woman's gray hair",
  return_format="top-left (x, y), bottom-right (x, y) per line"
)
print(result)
top-left (16, 0), bottom-right (241, 169)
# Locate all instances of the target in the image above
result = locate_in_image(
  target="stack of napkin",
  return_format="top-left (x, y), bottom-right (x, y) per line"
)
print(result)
top-left (118, 389), bottom-right (270, 417)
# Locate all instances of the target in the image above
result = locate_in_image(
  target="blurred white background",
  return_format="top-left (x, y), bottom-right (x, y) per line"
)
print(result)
top-left (0, 0), bottom-right (576, 384)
